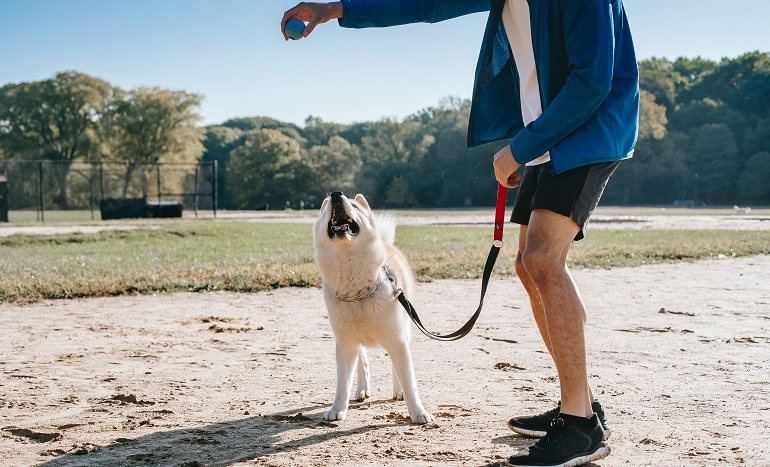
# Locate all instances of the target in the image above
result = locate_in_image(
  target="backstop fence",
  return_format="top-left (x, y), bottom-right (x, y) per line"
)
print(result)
top-left (0, 160), bottom-right (217, 222)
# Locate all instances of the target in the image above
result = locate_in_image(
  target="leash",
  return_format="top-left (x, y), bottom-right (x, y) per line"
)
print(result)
top-left (392, 184), bottom-right (509, 341)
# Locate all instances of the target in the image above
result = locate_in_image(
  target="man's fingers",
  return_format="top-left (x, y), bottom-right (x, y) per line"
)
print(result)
top-left (281, 4), bottom-right (313, 40)
top-left (281, 7), bottom-right (299, 29)
top-left (303, 17), bottom-right (320, 37)
top-left (281, 9), bottom-right (299, 40)
top-left (496, 171), bottom-right (521, 189)
top-left (506, 173), bottom-right (522, 189)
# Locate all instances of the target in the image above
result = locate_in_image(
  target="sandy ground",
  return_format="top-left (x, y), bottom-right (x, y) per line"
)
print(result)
top-left (213, 209), bottom-right (770, 231)
top-left (2, 253), bottom-right (769, 466)
top-left (0, 225), bottom-right (152, 238)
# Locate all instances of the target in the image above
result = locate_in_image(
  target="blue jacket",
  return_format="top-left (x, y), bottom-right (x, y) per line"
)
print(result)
top-left (339, 0), bottom-right (639, 174)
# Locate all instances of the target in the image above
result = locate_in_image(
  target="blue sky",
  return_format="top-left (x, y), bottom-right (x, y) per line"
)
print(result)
top-left (1, 0), bottom-right (768, 127)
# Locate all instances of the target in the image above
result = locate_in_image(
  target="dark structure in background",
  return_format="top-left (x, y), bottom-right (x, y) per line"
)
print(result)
top-left (99, 198), bottom-right (148, 220)
top-left (99, 199), bottom-right (184, 220)
top-left (146, 201), bottom-right (184, 218)
top-left (0, 161), bottom-right (216, 222)
top-left (0, 173), bottom-right (8, 223)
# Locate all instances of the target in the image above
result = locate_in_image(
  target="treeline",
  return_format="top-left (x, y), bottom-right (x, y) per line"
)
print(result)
top-left (614, 52), bottom-right (770, 205)
top-left (0, 72), bottom-right (203, 208)
top-left (202, 98), bottom-right (493, 210)
top-left (2, 52), bottom-right (769, 209)
top-left (202, 51), bottom-right (770, 208)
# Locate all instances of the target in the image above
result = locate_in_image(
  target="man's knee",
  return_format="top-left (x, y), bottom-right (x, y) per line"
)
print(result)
top-left (515, 252), bottom-right (528, 277)
top-left (520, 248), bottom-right (564, 283)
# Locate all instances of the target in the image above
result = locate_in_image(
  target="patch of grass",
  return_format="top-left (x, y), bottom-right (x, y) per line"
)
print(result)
top-left (1, 222), bottom-right (768, 302)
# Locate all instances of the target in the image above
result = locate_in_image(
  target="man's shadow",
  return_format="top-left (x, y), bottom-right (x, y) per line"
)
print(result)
top-left (39, 401), bottom-right (391, 467)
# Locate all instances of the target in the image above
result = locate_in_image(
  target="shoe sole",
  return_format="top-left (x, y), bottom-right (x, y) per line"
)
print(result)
top-left (507, 423), bottom-right (547, 438)
top-left (507, 422), bottom-right (611, 441)
top-left (506, 443), bottom-right (610, 467)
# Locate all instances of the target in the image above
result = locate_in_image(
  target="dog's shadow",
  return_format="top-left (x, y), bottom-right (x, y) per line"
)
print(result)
top-left (38, 403), bottom-right (390, 467)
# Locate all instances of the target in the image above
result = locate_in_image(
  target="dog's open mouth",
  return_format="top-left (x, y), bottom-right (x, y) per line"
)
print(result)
top-left (328, 216), bottom-right (360, 238)
top-left (327, 201), bottom-right (360, 239)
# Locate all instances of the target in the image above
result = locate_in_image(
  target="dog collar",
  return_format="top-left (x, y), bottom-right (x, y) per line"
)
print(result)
top-left (329, 267), bottom-right (401, 303)
top-left (329, 271), bottom-right (382, 303)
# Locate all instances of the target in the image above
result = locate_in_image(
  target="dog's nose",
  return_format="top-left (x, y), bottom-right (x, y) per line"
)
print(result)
top-left (330, 191), bottom-right (344, 199)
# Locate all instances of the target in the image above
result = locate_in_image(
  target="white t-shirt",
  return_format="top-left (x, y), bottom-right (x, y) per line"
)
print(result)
top-left (501, 0), bottom-right (550, 166)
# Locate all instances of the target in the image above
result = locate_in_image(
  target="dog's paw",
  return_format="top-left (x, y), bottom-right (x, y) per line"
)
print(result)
top-left (355, 388), bottom-right (371, 401)
top-left (413, 411), bottom-right (433, 425)
top-left (323, 408), bottom-right (347, 421)
top-left (392, 389), bottom-right (404, 401)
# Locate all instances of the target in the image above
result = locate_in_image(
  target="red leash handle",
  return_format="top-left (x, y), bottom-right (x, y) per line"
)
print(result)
top-left (397, 182), bottom-right (510, 341)
top-left (493, 183), bottom-right (508, 244)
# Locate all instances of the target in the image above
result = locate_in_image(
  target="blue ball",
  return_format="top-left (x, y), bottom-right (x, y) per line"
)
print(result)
top-left (285, 19), bottom-right (306, 40)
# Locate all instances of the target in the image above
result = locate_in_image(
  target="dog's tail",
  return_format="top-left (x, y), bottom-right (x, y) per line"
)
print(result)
top-left (377, 211), bottom-right (397, 245)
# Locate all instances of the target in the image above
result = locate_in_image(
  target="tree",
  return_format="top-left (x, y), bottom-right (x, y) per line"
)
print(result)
top-left (222, 116), bottom-right (304, 143)
top-left (742, 118), bottom-right (770, 156)
top-left (667, 98), bottom-right (726, 133)
top-left (356, 118), bottom-right (434, 207)
top-left (308, 135), bottom-right (361, 201)
top-left (0, 71), bottom-right (113, 207)
top-left (102, 87), bottom-right (204, 198)
top-left (611, 131), bottom-right (690, 204)
top-left (409, 97), bottom-right (490, 207)
top-left (201, 125), bottom-right (244, 209)
top-left (303, 116), bottom-right (347, 147)
top-left (638, 90), bottom-right (668, 142)
top-left (226, 128), bottom-right (307, 209)
top-left (688, 124), bottom-right (740, 204)
top-left (738, 151), bottom-right (770, 203)
top-left (638, 58), bottom-right (682, 113)
top-left (671, 57), bottom-right (717, 91)
top-left (679, 53), bottom-right (770, 115)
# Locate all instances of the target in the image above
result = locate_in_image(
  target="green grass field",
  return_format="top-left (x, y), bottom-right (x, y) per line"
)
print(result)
top-left (1, 220), bottom-right (769, 302)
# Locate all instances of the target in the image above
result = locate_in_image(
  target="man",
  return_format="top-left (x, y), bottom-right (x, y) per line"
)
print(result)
top-left (281, 1), bottom-right (639, 466)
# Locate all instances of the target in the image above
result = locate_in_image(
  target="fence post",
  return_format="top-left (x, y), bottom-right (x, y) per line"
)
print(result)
top-left (0, 168), bottom-right (8, 223)
top-left (194, 164), bottom-right (200, 218)
top-left (212, 160), bottom-right (218, 218)
top-left (156, 164), bottom-right (162, 205)
top-left (38, 161), bottom-right (45, 223)
top-left (89, 164), bottom-right (95, 221)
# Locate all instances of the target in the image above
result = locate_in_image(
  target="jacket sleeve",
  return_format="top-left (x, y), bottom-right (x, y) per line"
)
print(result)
top-left (338, 0), bottom-right (490, 28)
top-left (510, 0), bottom-right (615, 164)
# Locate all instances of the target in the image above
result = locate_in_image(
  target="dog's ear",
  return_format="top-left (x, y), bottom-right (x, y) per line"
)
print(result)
top-left (354, 194), bottom-right (371, 210)
top-left (320, 198), bottom-right (329, 212)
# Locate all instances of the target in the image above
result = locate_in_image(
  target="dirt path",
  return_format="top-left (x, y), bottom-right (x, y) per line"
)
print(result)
top-left (2, 256), bottom-right (769, 466)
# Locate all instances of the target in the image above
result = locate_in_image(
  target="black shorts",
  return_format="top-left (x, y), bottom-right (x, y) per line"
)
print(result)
top-left (510, 160), bottom-right (620, 241)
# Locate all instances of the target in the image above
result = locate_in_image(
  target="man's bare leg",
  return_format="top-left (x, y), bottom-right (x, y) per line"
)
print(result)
top-left (516, 223), bottom-right (598, 406)
top-left (517, 209), bottom-right (591, 418)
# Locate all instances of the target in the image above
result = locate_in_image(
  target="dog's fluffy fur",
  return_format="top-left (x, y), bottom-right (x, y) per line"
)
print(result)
top-left (313, 193), bottom-right (432, 424)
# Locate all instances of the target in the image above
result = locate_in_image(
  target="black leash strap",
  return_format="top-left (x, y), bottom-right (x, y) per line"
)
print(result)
top-left (395, 185), bottom-right (509, 341)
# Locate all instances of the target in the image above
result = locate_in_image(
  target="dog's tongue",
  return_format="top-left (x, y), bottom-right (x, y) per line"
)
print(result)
top-left (331, 223), bottom-right (349, 232)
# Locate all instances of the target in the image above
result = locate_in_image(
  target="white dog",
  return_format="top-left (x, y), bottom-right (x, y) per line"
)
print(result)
top-left (313, 191), bottom-right (433, 425)
top-left (733, 205), bottom-right (751, 214)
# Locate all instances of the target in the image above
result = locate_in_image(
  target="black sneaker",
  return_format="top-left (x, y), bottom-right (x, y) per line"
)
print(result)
top-left (507, 401), bottom-right (611, 440)
top-left (591, 400), bottom-right (611, 440)
top-left (506, 415), bottom-right (610, 467)
top-left (507, 403), bottom-right (561, 438)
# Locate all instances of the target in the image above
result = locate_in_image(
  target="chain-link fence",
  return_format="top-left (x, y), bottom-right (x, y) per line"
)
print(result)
top-left (0, 160), bottom-right (217, 222)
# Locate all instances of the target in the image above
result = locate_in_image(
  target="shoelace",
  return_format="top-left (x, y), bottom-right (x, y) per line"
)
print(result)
top-left (535, 417), bottom-right (568, 449)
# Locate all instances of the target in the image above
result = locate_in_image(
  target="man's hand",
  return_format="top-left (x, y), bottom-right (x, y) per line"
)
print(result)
top-left (493, 144), bottom-right (522, 189)
top-left (281, 2), bottom-right (343, 40)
